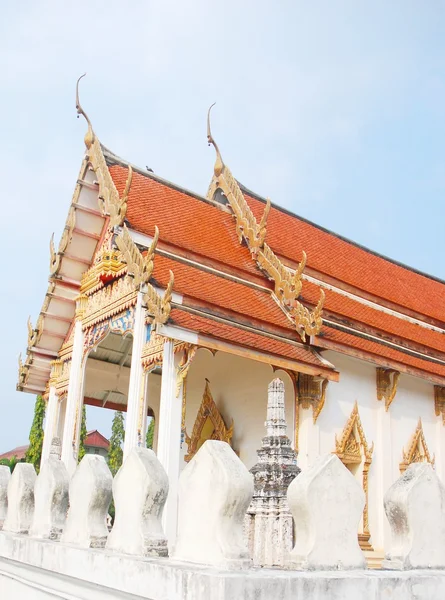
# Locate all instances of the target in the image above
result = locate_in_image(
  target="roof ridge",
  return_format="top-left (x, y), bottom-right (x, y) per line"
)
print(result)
top-left (102, 145), bottom-right (229, 213)
top-left (238, 182), bottom-right (445, 287)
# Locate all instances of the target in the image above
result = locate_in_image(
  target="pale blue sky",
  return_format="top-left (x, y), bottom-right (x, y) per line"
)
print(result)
top-left (0, 1), bottom-right (444, 451)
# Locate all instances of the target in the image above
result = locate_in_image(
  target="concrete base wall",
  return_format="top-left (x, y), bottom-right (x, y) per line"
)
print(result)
top-left (1, 532), bottom-right (444, 600)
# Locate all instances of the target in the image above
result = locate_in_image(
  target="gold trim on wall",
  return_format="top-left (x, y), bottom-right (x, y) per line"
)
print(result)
top-left (399, 418), bottom-right (435, 473)
top-left (334, 402), bottom-right (374, 548)
top-left (184, 379), bottom-right (233, 462)
top-left (376, 367), bottom-right (400, 411)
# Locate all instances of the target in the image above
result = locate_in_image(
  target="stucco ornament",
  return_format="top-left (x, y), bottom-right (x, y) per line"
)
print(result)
top-left (287, 454), bottom-right (366, 570)
top-left (106, 448), bottom-right (169, 557)
top-left (29, 456), bottom-right (69, 541)
top-left (2, 463), bottom-right (36, 535)
top-left (383, 462), bottom-right (445, 570)
top-left (61, 455), bottom-right (112, 548)
top-left (173, 440), bottom-right (253, 568)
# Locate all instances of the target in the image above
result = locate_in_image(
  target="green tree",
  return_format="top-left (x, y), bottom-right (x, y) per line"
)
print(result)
top-left (25, 395), bottom-right (46, 473)
top-left (108, 411), bottom-right (125, 476)
top-left (146, 418), bottom-right (155, 449)
top-left (78, 405), bottom-right (87, 462)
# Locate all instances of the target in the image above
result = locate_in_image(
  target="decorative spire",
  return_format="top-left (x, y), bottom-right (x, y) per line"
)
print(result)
top-left (265, 378), bottom-right (287, 437)
top-left (76, 73), bottom-right (95, 149)
top-left (207, 103), bottom-right (224, 177)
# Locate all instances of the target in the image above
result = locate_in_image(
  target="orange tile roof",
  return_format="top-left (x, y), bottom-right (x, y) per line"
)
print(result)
top-left (170, 308), bottom-right (332, 374)
top-left (320, 327), bottom-right (445, 379)
top-left (246, 193), bottom-right (445, 323)
top-left (110, 166), bottom-right (259, 278)
top-left (301, 280), bottom-right (445, 355)
top-left (107, 160), bottom-right (445, 382)
top-left (152, 253), bottom-right (294, 334)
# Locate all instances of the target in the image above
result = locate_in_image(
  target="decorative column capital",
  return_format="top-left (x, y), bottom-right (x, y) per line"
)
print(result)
top-left (49, 359), bottom-right (63, 387)
top-left (74, 294), bottom-right (89, 320)
top-left (176, 345), bottom-right (197, 398)
top-left (297, 373), bottom-right (328, 423)
top-left (434, 386), bottom-right (445, 424)
top-left (376, 367), bottom-right (400, 411)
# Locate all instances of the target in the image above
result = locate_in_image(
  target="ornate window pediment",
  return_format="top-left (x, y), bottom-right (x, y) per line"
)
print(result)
top-left (333, 402), bottom-right (374, 550)
top-left (400, 418), bottom-right (435, 473)
top-left (184, 379), bottom-right (233, 463)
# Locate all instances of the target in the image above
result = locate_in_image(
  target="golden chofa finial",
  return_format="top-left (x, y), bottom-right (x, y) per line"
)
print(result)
top-left (76, 73), bottom-right (95, 149)
top-left (207, 103), bottom-right (224, 178)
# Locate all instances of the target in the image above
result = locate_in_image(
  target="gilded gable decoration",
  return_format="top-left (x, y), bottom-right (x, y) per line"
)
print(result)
top-left (184, 379), bottom-right (234, 462)
top-left (297, 373), bottom-right (329, 424)
top-left (399, 419), bottom-right (435, 473)
top-left (334, 402), bottom-right (374, 549)
top-left (17, 353), bottom-right (29, 389)
top-left (82, 276), bottom-right (137, 329)
top-left (115, 225), bottom-right (174, 325)
top-left (76, 74), bottom-right (132, 227)
top-left (376, 367), bottom-right (400, 411)
top-left (434, 386), bottom-right (445, 425)
top-left (49, 208), bottom-right (76, 277)
top-left (206, 105), bottom-right (324, 342)
top-left (27, 315), bottom-right (43, 349)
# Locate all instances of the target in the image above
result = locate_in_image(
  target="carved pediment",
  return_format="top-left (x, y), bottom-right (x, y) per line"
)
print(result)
top-left (400, 419), bottom-right (435, 473)
top-left (334, 402), bottom-right (374, 465)
top-left (184, 379), bottom-right (233, 462)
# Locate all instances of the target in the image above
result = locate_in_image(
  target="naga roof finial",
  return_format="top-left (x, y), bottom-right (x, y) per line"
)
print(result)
top-left (76, 73), bottom-right (95, 149)
top-left (207, 103), bottom-right (224, 178)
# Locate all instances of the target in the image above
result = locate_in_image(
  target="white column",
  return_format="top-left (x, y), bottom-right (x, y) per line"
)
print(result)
top-left (61, 319), bottom-right (85, 475)
top-left (157, 339), bottom-right (183, 547)
top-left (375, 402), bottom-right (392, 551)
top-left (41, 386), bottom-right (60, 464)
top-left (297, 406), bottom-right (319, 471)
top-left (123, 291), bottom-right (147, 460)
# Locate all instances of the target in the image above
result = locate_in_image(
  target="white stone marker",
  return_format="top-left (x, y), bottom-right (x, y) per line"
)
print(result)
top-left (0, 465), bottom-right (11, 529)
top-left (383, 462), bottom-right (445, 570)
top-left (3, 463), bottom-right (36, 535)
top-left (29, 455), bottom-right (69, 540)
top-left (173, 440), bottom-right (253, 568)
top-left (287, 454), bottom-right (366, 570)
top-left (106, 448), bottom-right (169, 557)
top-left (61, 455), bottom-right (112, 548)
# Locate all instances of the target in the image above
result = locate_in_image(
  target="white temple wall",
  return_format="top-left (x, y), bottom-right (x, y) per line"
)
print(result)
top-left (390, 374), bottom-right (439, 474)
top-left (184, 349), bottom-right (295, 470)
top-left (319, 350), bottom-right (439, 553)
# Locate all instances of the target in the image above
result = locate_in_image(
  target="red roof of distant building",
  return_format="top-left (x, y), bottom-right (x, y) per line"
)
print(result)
top-left (0, 445), bottom-right (28, 461)
top-left (85, 430), bottom-right (109, 450)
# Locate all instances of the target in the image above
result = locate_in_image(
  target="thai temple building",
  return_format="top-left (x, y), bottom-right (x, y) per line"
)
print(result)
top-left (16, 80), bottom-right (445, 566)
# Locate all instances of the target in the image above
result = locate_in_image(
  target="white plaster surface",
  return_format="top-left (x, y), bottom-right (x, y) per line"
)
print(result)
top-left (0, 532), bottom-right (445, 600)
top-left (383, 462), bottom-right (445, 570)
top-left (184, 350), bottom-right (296, 470)
top-left (61, 455), bottom-right (112, 548)
top-left (107, 448), bottom-right (168, 557)
top-left (2, 463), bottom-right (36, 535)
top-left (173, 440), bottom-right (253, 568)
top-left (29, 456), bottom-right (69, 540)
top-left (0, 466), bottom-right (10, 529)
top-left (287, 454), bottom-right (366, 570)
